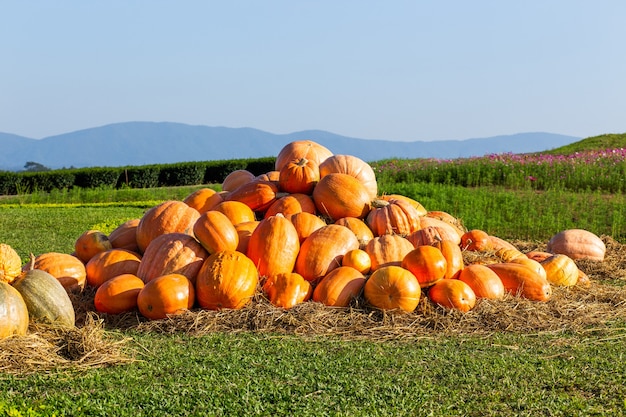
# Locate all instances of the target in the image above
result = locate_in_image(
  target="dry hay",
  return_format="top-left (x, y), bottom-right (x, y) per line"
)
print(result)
top-left (0, 312), bottom-right (136, 375)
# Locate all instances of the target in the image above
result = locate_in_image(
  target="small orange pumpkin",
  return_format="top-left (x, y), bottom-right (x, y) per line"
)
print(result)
top-left (275, 140), bottom-right (333, 172)
top-left (262, 272), bottom-right (312, 309)
top-left (211, 201), bottom-right (257, 226)
top-left (334, 217), bottom-right (374, 249)
top-left (94, 273), bottom-right (145, 314)
top-left (74, 229), bottom-right (113, 263)
top-left (460, 229), bottom-right (492, 251)
top-left (341, 249), bottom-right (372, 275)
top-left (290, 212), bottom-right (327, 243)
top-left (313, 266), bottom-right (366, 307)
top-left (137, 273), bottom-right (195, 320)
top-left (427, 279), bottom-right (476, 313)
top-left (85, 248), bottom-right (142, 288)
top-left (312, 173), bottom-right (371, 221)
top-left (363, 266), bottom-right (421, 312)
top-left (264, 193), bottom-right (317, 220)
top-left (278, 157), bottom-right (320, 194)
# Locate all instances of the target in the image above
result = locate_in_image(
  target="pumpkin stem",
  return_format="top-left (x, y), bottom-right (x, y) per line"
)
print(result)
top-left (28, 253), bottom-right (36, 271)
top-left (370, 199), bottom-right (390, 209)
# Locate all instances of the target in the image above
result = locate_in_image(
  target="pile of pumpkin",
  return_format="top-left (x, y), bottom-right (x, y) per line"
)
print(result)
top-left (0, 140), bottom-right (607, 337)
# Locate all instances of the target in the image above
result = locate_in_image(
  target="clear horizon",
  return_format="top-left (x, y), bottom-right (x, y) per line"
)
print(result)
top-left (2, 1), bottom-right (625, 141)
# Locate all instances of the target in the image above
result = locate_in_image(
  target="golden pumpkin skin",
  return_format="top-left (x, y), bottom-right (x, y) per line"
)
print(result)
top-left (460, 229), bottom-right (492, 251)
top-left (246, 214), bottom-right (300, 280)
top-left (94, 273), bottom-right (145, 315)
top-left (136, 200), bottom-right (200, 254)
top-left (341, 249), bottom-right (372, 275)
top-left (547, 229), bottom-right (606, 261)
top-left (193, 210), bottom-right (240, 255)
top-left (313, 266), bottom-right (366, 307)
top-left (85, 248), bottom-right (142, 288)
top-left (487, 263), bottom-right (552, 302)
top-left (195, 250), bottom-right (259, 310)
top-left (427, 279), bottom-right (476, 313)
top-left (363, 266), bottom-right (421, 313)
top-left (137, 273), bottom-right (195, 320)
top-left (457, 264), bottom-right (505, 300)
top-left (0, 243), bottom-right (22, 285)
top-left (0, 281), bottom-right (29, 338)
top-left (211, 201), bottom-right (257, 226)
top-left (294, 224), bottom-right (360, 283)
top-left (540, 254), bottom-right (579, 287)
top-left (262, 272), bottom-right (312, 309)
top-left (312, 173), bottom-right (371, 222)
top-left (334, 217), bottom-right (374, 249)
top-left (183, 188), bottom-right (224, 214)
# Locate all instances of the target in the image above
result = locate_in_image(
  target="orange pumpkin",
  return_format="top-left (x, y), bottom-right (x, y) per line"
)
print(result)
top-left (341, 249), bottom-right (372, 275)
top-left (427, 279), bottom-right (476, 312)
top-left (487, 263), bottom-right (552, 302)
top-left (318, 154), bottom-right (378, 200)
top-left (434, 239), bottom-right (464, 280)
top-left (193, 210), bottom-right (240, 254)
top-left (94, 273), bottom-right (145, 315)
top-left (294, 224), bottom-right (360, 282)
top-left (136, 200), bottom-right (200, 253)
top-left (278, 157), bottom-right (320, 195)
top-left (334, 217), bottom-right (374, 249)
top-left (234, 221), bottom-right (260, 254)
top-left (108, 218), bottom-right (141, 253)
top-left (195, 250), bottom-right (259, 310)
top-left (256, 170), bottom-right (281, 183)
top-left (407, 226), bottom-right (448, 248)
top-left (401, 245), bottom-right (447, 288)
top-left (137, 273), bottom-right (195, 320)
top-left (312, 266), bottom-right (366, 307)
top-left (312, 173), bottom-right (371, 221)
top-left (510, 257), bottom-right (548, 281)
top-left (74, 229), bottom-right (113, 263)
top-left (85, 248), bottom-right (142, 288)
top-left (136, 233), bottom-right (207, 285)
top-left (262, 272), bottom-right (312, 309)
top-left (275, 140), bottom-right (333, 172)
top-left (221, 169), bottom-right (256, 192)
top-left (290, 212), bottom-right (327, 243)
top-left (24, 252), bottom-right (87, 292)
top-left (246, 214), bottom-right (300, 280)
top-left (0, 243), bottom-right (22, 284)
top-left (366, 198), bottom-right (422, 237)
top-left (418, 217), bottom-right (463, 244)
top-left (525, 250), bottom-right (554, 263)
top-left (225, 180), bottom-right (279, 213)
top-left (183, 188), bottom-right (224, 214)
top-left (264, 193), bottom-right (317, 220)
top-left (460, 229), bottom-right (491, 251)
top-left (211, 201), bottom-right (257, 225)
top-left (363, 265), bottom-right (421, 312)
top-left (365, 234), bottom-right (415, 272)
top-left (379, 194), bottom-right (428, 215)
top-left (457, 264), bottom-right (505, 300)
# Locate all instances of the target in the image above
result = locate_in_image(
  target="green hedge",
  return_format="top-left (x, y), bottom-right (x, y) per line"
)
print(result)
top-left (0, 157), bottom-right (276, 195)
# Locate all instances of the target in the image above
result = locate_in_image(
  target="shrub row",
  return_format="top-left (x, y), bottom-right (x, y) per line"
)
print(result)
top-left (0, 158), bottom-right (276, 195)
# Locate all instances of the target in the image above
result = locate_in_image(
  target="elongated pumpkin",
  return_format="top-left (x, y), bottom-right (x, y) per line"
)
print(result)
top-left (312, 266), bottom-right (366, 307)
top-left (24, 252), bottom-right (87, 292)
top-left (193, 210), bottom-right (240, 254)
top-left (85, 248), bottom-right (142, 288)
top-left (246, 214), bottom-right (300, 280)
top-left (486, 263), bottom-right (552, 302)
top-left (547, 229), bottom-right (606, 261)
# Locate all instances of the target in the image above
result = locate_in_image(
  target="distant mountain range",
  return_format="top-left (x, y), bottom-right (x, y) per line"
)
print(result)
top-left (0, 122), bottom-right (582, 171)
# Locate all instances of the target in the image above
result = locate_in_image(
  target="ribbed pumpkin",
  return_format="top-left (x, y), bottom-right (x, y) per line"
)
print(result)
top-left (341, 249), bottom-right (372, 275)
top-left (425, 210), bottom-right (464, 229)
top-left (333, 217), bottom-right (373, 249)
top-left (94, 273), bottom-right (145, 315)
top-left (195, 250), bottom-right (259, 310)
top-left (275, 140), bottom-right (333, 172)
top-left (401, 245), bottom-right (447, 288)
top-left (193, 210), bottom-right (240, 254)
top-left (234, 220), bottom-right (260, 254)
top-left (365, 234), bottom-right (415, 272)
top-left (289, 212), bottom-right (327, 243)
top-left (547, 229), bottom-right (606, 261)
top-left (379, 194), bottom-right (428, 216)
top-left (0, 281), bottom-right (29, 338)
top-left (366, 198), bottom-right (422, 237)
top-left (363, 265), bottom-right (421, 313)
top-left (246, 214), bottom-right (300, 280)
top-left (12, 268), bottom-right (75, 327)
top-left (278, 157), bottom-right (320, 194)
top-left (262, 272), bottom-right (312, 309)
top-left (183, 188), bottom-right (224, 214)
top-left (407, 226), bottom-right (448, 248)
top-left (108, 218), bottom-right (141, 253)
top-left (427, 279), bottom-right (476, 313)
top-left (136, 200), bottom-right (200, 253)
top-left (540, 254), bottom-right (579, 287)
top-left (264, 193), bottom-right (317, 220)
top-left (318, 154), bottom-right (378, 200)
top-left (0, 243), bottom-right (22, 284)
top-left (211, 201), bottom-right (257, 225)
top-left (312, 173), bottom-right (371, 221)
top-left (294, 224), bottom-right (360, 283)
top-left (24, 252), bottom-right (87, 292)
top-left (136, 233), bottom-right (208, 285)
top-left (256, 170), bottom-right (281, 183)
top-left (222, 169), bottom-right (256, 192)
top-left (457, 264), bottom-right (505, 300)
top-left (137, 273), bottom-right (195, 320)
top-left (74, 229), bottom-right (113, 264)
top-left (312, 266), bottom-right (366, 307)
top-left (85, 248), bottom-right (142, 288)
top-left (225, 180), bottom-right (279, 213)
top-left (487, 263), bottom-right (552, 302)
top-left (418, 216), bottom-right (463, 245)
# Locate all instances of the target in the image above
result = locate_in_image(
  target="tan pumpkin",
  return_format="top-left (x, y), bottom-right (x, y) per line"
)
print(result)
top-left (312, 173), bottom-right (371, 221)
top-left (457, 264), bottom-right (505, 300)
top-left (136, 233), bottom-right (208, 285)
top-left (108, 218), bottom-right (141, 253)
top-left (183, 188), bottom-right (224, 214)
top-left (294, 224), bottom-right (360, 282)
top-left (193, 210), bottom-right (240, 254)
top-left (363, 265), bottom-right (421, 312)
top-left (225, 180), bottom-right (279, 213)
top-left (74, 229), bottom-right (113, 263)
top-left (278, 157), bottom-right (320, 194)
top-left (290, 212), bottom-right (327, 243)
top-left (487, 263), bottom-right (552, 302)
top-left (366, 198), bottom-right (422, 237)
top-left (0, 243), bottom-right (22, 284)
top-left (24, 252), bottom-right (87, 292)
top-left (427, 279), bottom-right (476, 313)
top-left (275, 140), bottom-right (333, 172)
top-left (222, 169), bottom-right (256, 192)
top-left (318, 154), bottom-right (378, 200)
top-left (334, 217), bottom-right (374, 249)
top-left (0, 281), bottom-right (29, 338)
top-left (85, 248), bottom-right (142, 288)
top-left (195, 250), bottom-right (259, 310)
top-left (312, 266), bottom-right (366, 307)
top-left (547, 229), bottom-right (606, 261)
top-left (246, 214), bottom-right (300, 280)
top-left (365, 234), bottom-right (415, 272)
top-left (264, 193), bottom-right (317, 220)
top-left (262, 272), bottom-right (312, 309)
top-left (540, 254), bottom-right (579, 287)
top-left (136, 200), bottom-right (200, 253)
top-left (341, 249), bottom-right (372, 275)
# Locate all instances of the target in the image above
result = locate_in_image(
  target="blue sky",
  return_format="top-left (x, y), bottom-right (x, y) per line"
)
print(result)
top-left (2, 1), bottom-right (625, 141)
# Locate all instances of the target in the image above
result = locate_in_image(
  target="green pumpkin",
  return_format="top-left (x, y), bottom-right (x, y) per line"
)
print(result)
top-left (12, 268), bottom-right (75, 328)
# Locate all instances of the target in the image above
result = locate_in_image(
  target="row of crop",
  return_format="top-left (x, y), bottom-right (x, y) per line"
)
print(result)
top-left (0, 158), bottom-right (275, 195)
